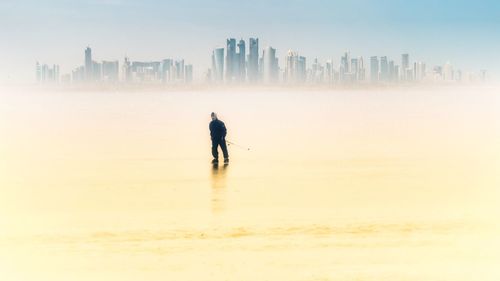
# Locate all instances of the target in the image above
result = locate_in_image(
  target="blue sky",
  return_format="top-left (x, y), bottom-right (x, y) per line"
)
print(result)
top-left (0, 0), bottom-right (499, 82)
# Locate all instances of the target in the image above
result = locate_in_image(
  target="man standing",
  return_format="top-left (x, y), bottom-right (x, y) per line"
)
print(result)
top-left (209, 112), bottom-right (229, 164)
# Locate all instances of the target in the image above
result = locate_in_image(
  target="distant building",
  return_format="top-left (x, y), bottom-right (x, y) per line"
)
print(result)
top-left (401, 53), bottom-right (409, 80)
top-left (370, 56), bottom-right (379, 82)
top-left (102, 60), bottom-right (119, 82)
top-left (174, 59), bottom-right (185, 81)
top-left (185, 64), bottom-right (193, 83)
top-left (380, 56), bottom-right (388, 81)
top-left (247, 38), bottom-right (259, 83)
top-left (212, 48), bottom-right (224, 82)
top-left (358, 57), bottom-right (366, 81)
top-left (262, 46), bottom-right (278, 83)
top-left (36, 62), bottom-right (60, 83)
top-left (237, 39), bottom-right (246, 82)
top-left (72, 66), bottom-right (85, 82)
top-left (85, 47), bottom-right (92, 81)
top-left (225, 38), bottom-right (237, 82)
top-left (92, 61), bottom-right (102, 81)
top-left (130, 61), bottom-right (161, 82)
top-left (162, 59), bottom-right (173, 83)
top-left (285, 50), bottom-right (306, 83)
top-left (123, 57), bottom-right (132, 82)
top-left (414, 62), bottom-right (426, 81)
top-left (340, 52), bottom-right (350, 81)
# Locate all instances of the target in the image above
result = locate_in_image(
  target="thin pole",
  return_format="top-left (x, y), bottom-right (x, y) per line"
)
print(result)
top-left (226, 140), bottom-right (251, 151)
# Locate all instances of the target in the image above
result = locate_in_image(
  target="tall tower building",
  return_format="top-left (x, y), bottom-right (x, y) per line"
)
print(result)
top-left (212, 48), bottom-right (224, 82)
top-left (401, 53), bottom-right (409, 80)
top-left (380, 56), bottom-right (388, 81)
top-left (340, 51), bottom-right (350, 81)
top-left (123, 57), bottom-right (131, 82)
top-left (85, 46), bottom-right (92, 82)
top-left (184, 64), bottom-right (193, 83)
top-left (237, 39), bottom-right (246, 82)
top-left (262, 46), bottom-right (278, 83)
top-left (161, 59), bottom-right (173, 83)
top-left (358, 57), bottom-right (365, 81)
top-left (225, 38), bottom-right (237, 81)
top-left (247, 38), bottom-right (259, 82)
top-left (370, 56), bottom-right (379, 82)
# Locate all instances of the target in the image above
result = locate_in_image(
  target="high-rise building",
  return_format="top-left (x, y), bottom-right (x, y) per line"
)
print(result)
top-left (285, 50), bottom-right (307, 83)
top-left (184, 64), bottom-right (193, 83)
top-left (162, 59), bottom-right (173, 83)
top-left (85, 47), bottom-right (92, 81)
top-left (340, 52), bottom-right (350, 81)
top-left (237, 39), bottom-right (246, 82)
top-left (262, 46), bottom-right (278, 83)
top-left (72, 66), bottom-right (85, 82)
top-left (358, 57), bottom-right (365, 81)
top-left (36, 62), bottom-right (60, 83)
top-left (443, 62), bottom-right (453, 81)
top-left (102, 60), bottom-right (119, 82)
top-left (351, 58), bottom-right (358, 81)
top-left (123, 57), bottom-right (131, 82)
top-left (225, 38), bottom-right (237, 81)
top-left (174, 59), bottom-right (185, 81)
top-left (130, 61), bottom-right (161, 82)
top-left (388, 60), bottom-right (395, 81)
top-left (92, 61), bottom-right (102, 81)
top-left (325, 60), bottom-right (334, 84)
top-left (414, 62), bottom-right (426, 81)
top-left (36, 62), bottom-right (41, 82)
top-left (380, 56), bottom-right (388, 81)
top-left (370, 56), bottom-right (379, 82)
top-left (247, 38), bottom-right (259, 82)
top-left (401, 53), bottom-right (409, 80)
top-left (212, 48), bottom-right (224, 82)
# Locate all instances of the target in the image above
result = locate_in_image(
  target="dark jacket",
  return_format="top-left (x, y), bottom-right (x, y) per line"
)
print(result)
top-left (209, 119), bottom-right (227, 140)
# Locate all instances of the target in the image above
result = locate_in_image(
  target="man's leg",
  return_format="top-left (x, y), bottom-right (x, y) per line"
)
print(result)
top-left (211, 140), bottom-right (219, 160)
top-left (220, 138), bottom-right (229, 160)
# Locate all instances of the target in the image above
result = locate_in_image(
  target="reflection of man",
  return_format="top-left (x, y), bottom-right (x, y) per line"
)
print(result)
top-left (211, 162), bottom-right (228, 213)
top-left (209, 112), bottom-right (229, 164)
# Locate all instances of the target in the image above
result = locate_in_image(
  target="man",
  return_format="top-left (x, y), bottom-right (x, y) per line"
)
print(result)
top-left (209, 112), bottom-right (229, 164)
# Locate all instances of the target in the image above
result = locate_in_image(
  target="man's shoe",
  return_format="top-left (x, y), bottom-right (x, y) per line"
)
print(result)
top-left (224, 158), bottom-right (229, 163)
top-left (211, 158), bottom-right (219, 164)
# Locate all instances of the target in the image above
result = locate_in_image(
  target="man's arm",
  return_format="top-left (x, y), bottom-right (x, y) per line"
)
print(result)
top-left (221, 122), bottom-right (227, 138)
top-left (209, 122), bottom-right (214, 139)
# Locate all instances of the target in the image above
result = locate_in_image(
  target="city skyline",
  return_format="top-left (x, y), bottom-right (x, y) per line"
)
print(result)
top-left (35, 40), bottom-right (487, 86)
top-left (1, 0), bottom-right (499, 83)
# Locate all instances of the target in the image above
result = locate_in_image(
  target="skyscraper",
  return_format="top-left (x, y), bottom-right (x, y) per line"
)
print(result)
top-left (247, 38), bottom-right (259, 83)
top-left (237, 39), bottom-right (246, 82)
top-left (401, 53), bottom-right (409, 80)
top-left (102, 60), bottom-right (119, 82)
top-left (358, 57), bottom-right (365, 81)
top-left (370, 56), bottom-right (379, 82)
top-left (85, 46), bottom-right (92, 82)
top-left (262, 46), bottom-right (278, 83)
top-left (162, 59), bottom-right (173, 83)
top-left (351, 58), bottom-right (359, 81)
top-left (123, 57), bottom-right (131, 82)
top-left (380, 56), bottom-right (388, 81)
top-left (212, 48), bottom-right (224, 82)
top-left (388, 60), bottom-right (395, 81)
top-left (184, 64), bottom-right (193, 83)
top-left (340, 51), bottom-right (350, 81)
top-left (174, 59), bottom-right (185, 81)
top-left (225, 38), bottom-right (237, 82)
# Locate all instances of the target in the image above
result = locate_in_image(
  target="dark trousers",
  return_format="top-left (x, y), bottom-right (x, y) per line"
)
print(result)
top-left (212, 138), bottom-right (229, 159)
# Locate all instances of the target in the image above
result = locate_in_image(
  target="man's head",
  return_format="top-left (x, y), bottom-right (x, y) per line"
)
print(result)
top-left (211, 112), bottom-right (218, 121)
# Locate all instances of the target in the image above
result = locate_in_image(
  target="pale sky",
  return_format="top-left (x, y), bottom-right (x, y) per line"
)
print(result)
top-left (0, 0), bottom-right (499, 82)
